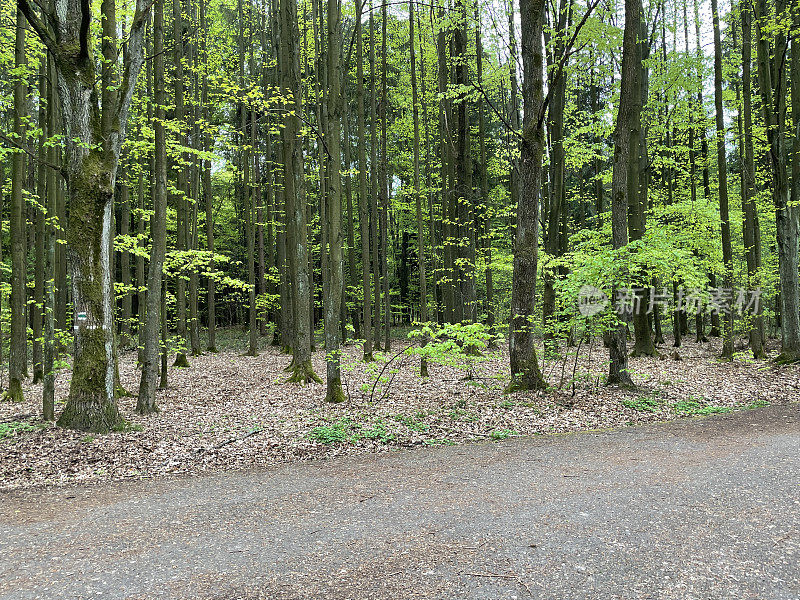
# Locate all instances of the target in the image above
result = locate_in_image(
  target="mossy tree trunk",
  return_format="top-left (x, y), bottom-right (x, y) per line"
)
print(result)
top-left (507, 0), bottom-right (547, 393)
top-left (281, 0), bottom-right (319, 384)
top-left (323, 0), bottom-right (345, 403)
top-left (19, 0), bottom-right (151, 430)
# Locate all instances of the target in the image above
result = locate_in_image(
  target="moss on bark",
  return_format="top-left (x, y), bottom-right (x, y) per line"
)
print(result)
top-left (172, 352), bottom-right (190, 368)
top-left (324, 377), bottom-right (347, 403)
top-left (2, 378), bottom-right (24, 403)
top-left (286, 359), bottom-right (321, 384)
top-left (774, 351), bottom-right (800, 365)
top-left (57, 394), bottom-right (122, 433)
top-left (504, 359), bottom-right (547, 393)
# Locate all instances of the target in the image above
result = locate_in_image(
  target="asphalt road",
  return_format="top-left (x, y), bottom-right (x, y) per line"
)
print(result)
top-left (1, 404), bottom-right (798, 600)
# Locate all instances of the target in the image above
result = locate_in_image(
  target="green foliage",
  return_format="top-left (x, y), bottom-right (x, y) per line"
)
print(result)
top-left (0, 421), bottom-right (40, 440)
top-left (621, 393), bottom-right (664, 412)
top-left (745, 398), bottom-right (770, 410)
top-left (672, 397), bottom-right (732, 416)
top-left (490, 429), bottom-right (517, 440)
top-left (407, 322), bottom-right (500, 380)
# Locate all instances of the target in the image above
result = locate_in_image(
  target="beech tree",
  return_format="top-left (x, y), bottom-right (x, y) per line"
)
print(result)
top-left (17, 0), bottom-right (151, 431)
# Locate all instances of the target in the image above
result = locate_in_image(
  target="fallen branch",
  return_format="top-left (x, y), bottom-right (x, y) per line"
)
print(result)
top-left (212, 427), bottom-right (263, 450)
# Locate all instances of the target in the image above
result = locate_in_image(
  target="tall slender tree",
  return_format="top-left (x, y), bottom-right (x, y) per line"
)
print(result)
top-left (507, 0), bottom-right (547, 392)
top-left (138, 0), bottom-right (167, 415)
top-left (607, 0), bottom-right (641, 386)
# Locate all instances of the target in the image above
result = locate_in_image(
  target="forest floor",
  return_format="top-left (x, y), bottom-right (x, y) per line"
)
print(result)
top-left (0, 330), bottom-right (798, 490)
top-left (2, 403), bottom-right (798, 599)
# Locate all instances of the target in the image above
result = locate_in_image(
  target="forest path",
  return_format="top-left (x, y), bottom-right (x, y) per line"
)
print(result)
top-left (1, 404), bottom-right (798, 600)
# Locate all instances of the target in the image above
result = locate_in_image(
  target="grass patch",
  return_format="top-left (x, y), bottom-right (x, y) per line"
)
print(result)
top-left (389, 413), bottom-right (429, 432)
top-left (112, 420), bottom-right (144, 433)
top-left (490, 429), bottom-right (517, 440)
top-left (621, 393), bottom-right (663, 412)
top-left (744, 398), bottom-right (770, 410)
top-left (308, 420), bottom-right (354, 444)
top-left (308, 418), bottom-right (396, 445)
top-left (0, 421), bottom-right (40, 440)
top-left (423, 438), bottom-right (455, 446)
top-left (673, 397), bottom-right (732, 416)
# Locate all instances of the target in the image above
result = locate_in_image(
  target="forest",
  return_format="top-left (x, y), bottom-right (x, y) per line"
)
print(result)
top-left (0, 0), bottom-right (799, 470)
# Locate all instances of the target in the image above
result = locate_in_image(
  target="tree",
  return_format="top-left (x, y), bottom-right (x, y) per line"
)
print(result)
top-left (5, 7), bottom-right (27, 404)
top-left (710, 0), bottom-right (734, 360)
top-left (323, 0), bottom-right (345, 402)
top-left (17, 0), bottom-right (151, 431)
top-left (739, 0), bottom-right (765, 358)
top-left (754, 0), bottom-right (799, 362)
top-left (356, 2), bottom-right (374, 362)
top-left (607, 0), bottom-right (641, 387)
top-left (137, 0), bottom-right (166, 416)
top-left (282, 0), bottom-right (320, 383)
top-left (507, 0), bottom-right (547, 392)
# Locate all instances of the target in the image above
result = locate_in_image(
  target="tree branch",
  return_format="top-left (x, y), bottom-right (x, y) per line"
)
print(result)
top-left (16, 0), bottom-right (57, 55)
top-left (0, 134), bottom-right (68, 181)
top-left (113, 0), bottom-right (153, 149)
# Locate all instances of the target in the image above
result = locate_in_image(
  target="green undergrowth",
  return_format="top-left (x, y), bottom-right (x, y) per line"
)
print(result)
top-left (307, 417), bottom-right (396, 445)
top-left (0, 421), bottom-right (47, 440)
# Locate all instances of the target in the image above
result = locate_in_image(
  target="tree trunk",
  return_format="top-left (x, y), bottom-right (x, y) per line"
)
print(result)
top-left (323, 0), bottom-right (345, 402)
top-left (740, 0), bottom-right (765, 358)
top-left (137, 0), bottom-right (166, 415)
top-left (369, 4), bottom-right (382, 350)
top-left (43, 56), bottom-right (58, 421)
top-left (629, 6), bottom-right (656, 358)
top-left (282, 0), bottom-right (319, 383)
top-left (6, 8), bottom-right (28, 404)
top-left (32, 61), bottom-right (46, 385)
top-left (356, 8), bottom-right (373, 361)
top-left (410, 0), bottom-right (429, 375)
top-left (172, 0), bottom-right (190, 369)
top-left (380, 5), bottom-right (391, 350)
top-left (542, 0), bottom-right (570, 355)
top-left (755, 0), bottom-right (800, 361)
top-left (507, 0), bottom-right (547, 392)
top-left (711, 0), bottom-right (734, 360)
top-left (607, 0), bottom-right (640, 386)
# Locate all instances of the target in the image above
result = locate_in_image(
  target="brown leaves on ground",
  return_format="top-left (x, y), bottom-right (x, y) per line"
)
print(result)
top-left (0, 334), bottom-right (797, 490)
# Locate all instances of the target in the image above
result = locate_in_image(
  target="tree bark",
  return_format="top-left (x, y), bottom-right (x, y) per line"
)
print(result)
top-left (711, 0), bottom-right (734, 360)
top-left (323, 0), bottom-right (345, 402)
top-left (6, 8), bottom-right (28, 404)
top-left (740, 0), bottom-right (765, 358)
top-left (137, 0), bottom-right (166, 415)
top-left (755, 0), bottom-right (799, 361)
top-left (356, 8), bottom-right (373, 361)
top-left (282, 0), bottom-right (319, 382)
top-left (607, 0), bottom-right (640, 386)
top-left (507, 0), bottom-right (547, 392)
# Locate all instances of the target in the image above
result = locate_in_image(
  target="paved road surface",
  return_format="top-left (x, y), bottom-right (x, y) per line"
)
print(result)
top-left (1, 404), bottom-right (798, 600)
